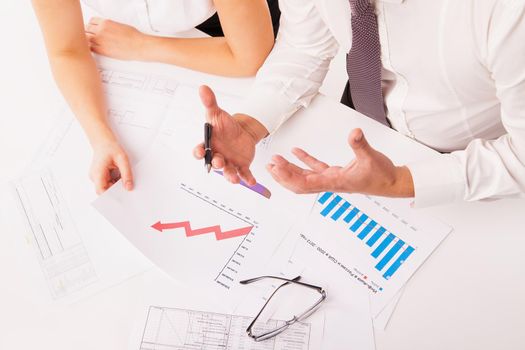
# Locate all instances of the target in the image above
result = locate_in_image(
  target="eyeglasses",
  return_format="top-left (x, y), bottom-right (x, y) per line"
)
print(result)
top-left (239, 275), bottom-right (327, 342)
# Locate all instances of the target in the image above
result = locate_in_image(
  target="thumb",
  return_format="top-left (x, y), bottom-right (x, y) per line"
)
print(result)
top-left (115, 153), bottom-right (134, 191)
top-left (348, 128), bottom-right (373, 160)
top-left (199, 85), bottom-right (221, 122)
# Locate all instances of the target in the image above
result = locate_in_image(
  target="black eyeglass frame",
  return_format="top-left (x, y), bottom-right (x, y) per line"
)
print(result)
top-left (239, 275), bottom-right (327, 342)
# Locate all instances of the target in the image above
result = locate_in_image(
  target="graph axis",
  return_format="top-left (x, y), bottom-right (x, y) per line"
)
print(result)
top-left (180, 184), bottom-right (257, 227)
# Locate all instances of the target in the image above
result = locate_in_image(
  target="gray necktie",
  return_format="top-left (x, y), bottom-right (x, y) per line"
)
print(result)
top-left (346, 0), bottom-right (388, 126)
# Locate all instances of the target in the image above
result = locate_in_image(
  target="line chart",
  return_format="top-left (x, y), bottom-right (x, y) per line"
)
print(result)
top-left (151, 220), bottom-right (253, 241)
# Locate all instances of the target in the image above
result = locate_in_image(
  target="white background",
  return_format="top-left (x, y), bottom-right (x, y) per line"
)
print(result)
top-left (1, 1), bottom-right (525, 349)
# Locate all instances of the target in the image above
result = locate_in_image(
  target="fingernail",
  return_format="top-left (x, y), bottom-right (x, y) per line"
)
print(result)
top-left (125, 181), bottom-right (133, 191)
top-left (354, 133), bottom-right (363, 142)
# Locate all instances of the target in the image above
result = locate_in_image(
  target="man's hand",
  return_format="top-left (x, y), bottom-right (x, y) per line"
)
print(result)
top-left (193, 86), bottom-right (268, 185)
top-left (266, 128), bottom-right (415, 198)
top-left (85, 18), bottom-right (146, 60)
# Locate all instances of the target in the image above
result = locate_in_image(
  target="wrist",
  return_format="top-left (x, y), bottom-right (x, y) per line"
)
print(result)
top-left (392, 166), bottom-right (415, 197)
top-left (134, 32), bottom-right (151, 61)
top-left (233, 113), bottom-right (269, 144)
top-left (84, 121), bottom-right (118, 149)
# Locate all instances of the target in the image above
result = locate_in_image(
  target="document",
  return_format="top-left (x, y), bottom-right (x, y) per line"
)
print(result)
top-left (240, 224), bottom-right (376, 350)
top-left (373, 288), bottom-right (403, 330)
top-left (127, 270), bottom-right (324, 350)
top-left (276, 192), bottom-right (451, 317)
top-left (138, 307), bottom-right (313, 350)
top-left (93, 143), bottom-right (313, 309)
top-left (128, 266), bottom-right (375, 350)
top-left (12, 164), bottom-right (151, 303)
top-left (11, 63), bottom-right (180, 302)
top-left (13, 169), bottom-right (97, 299)
top-left (13, 58), bottom-right (256, 303)
top-left (34, 65), bottom-right (177, 167)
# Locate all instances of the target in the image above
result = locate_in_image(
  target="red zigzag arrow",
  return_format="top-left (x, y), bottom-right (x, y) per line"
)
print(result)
top-left (151, 221), bottom-right (253, 241)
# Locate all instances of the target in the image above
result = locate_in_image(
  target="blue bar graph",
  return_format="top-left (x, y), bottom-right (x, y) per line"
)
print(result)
top-left (371, 233), bottom-right (395, 258)
top-left (316, 192), bottom-right (415, 280)
top-left (383, 246), bottom-right (415, 280)
top-left (318, 192), bottom-right (333, 204)
top-left (350, 214), bottom-right (368, 232)
top-left (331, 202), bottom-right (350, 221)
top-left (357, 220), bottom-right (377, 240)
top-left (343, 208), bottom-right (359, 223)
top-left (375, 239), bottom-right (405, 270)
top-left (366, 227), bottom-right (386, 247)
top-left (321, 195), bottom-right (342, 217)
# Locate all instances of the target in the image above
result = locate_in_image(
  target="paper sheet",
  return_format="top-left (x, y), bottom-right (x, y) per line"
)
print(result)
top-left (279, 192), bottom-right (451, 318)
top-left (93, 143), bottom-right (313, 310)
top-left (127, 271), bottom-right (323, 350)
top-left (11, 164), bottom-right (152, 303)
top-left (139, 306), bottom-right (314, 350)
top-left (239, 220), bottom-right (376, 350)
top-left (373, 288), bottom-right (403, 331)
top-left (10, 63), bottom-right (182, 302)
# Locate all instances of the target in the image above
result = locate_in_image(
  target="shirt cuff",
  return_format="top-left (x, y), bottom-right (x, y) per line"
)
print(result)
top-left (239, 89), bottom-right (301, 134)
top-left (406, 153), bottom-right (466, 208)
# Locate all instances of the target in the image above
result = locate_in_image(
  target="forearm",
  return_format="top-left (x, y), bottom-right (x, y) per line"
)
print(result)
top-left (139, 36), bottom-right (262, 77)
top-left (50, 51), bottom-right (114, 146)
top-left (33, 0), bottom-right (114, 147)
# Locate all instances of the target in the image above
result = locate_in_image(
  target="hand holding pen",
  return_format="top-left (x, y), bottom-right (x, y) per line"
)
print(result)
top-left (193, 85), bottom-right (266, 185)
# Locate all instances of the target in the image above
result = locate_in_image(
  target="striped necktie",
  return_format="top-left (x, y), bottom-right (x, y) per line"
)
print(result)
top-left (346, 0), bottom-right (388, 126)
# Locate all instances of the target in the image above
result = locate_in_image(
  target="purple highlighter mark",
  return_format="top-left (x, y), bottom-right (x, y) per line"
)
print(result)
top-left (214, 171), bottom-right (272, 199)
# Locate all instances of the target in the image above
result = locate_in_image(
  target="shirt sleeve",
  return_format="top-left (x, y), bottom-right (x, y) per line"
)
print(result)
top-left (239, 0), bottom-right (339, 133)
top-left (407, 1), bottom-right (525, 207)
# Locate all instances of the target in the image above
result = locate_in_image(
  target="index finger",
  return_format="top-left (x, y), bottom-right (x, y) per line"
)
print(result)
top-left (193, 142), bottom-right (205, 159)
top-left (292, 148), bottom-right (329, 172)
top-left (115, 153), bottom-right (134, 191)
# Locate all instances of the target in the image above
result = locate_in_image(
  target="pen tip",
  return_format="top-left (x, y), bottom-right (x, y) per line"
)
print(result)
top-left (206, 164), bottom-right (212, 173)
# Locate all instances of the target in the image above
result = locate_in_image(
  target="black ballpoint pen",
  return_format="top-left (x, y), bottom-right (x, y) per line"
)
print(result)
top-left (204, 122), bottom-right (213, 173)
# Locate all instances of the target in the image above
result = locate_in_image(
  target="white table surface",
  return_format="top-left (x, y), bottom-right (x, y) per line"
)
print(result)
top-left (1, 2), bottom-right (524, 349)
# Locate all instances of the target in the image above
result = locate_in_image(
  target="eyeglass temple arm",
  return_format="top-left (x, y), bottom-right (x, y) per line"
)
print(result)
top-left (245, 276), bottom-right (301, 336)
top-left (240, 275), bottom-right (300, 284)
top-left (240, 275), bottom-right (324, 292)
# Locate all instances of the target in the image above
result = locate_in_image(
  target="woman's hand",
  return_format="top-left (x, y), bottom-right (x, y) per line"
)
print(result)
top-left (85, 17), bottom-right (146, 61)
top-left (90, 138), bottom-right (134, 195)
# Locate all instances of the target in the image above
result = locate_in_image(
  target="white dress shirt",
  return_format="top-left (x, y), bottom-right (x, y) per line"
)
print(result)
top-left (81, 0), bottom-right (216, 35)
top-left (241, 0), bottom-right (525, 207)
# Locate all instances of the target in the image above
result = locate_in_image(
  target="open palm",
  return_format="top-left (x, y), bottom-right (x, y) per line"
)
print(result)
top-left (267, 129), bottom-right (414, 197)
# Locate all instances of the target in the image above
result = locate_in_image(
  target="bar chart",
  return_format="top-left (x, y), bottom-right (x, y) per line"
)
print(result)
top-left (317, 192), bottom-right (415, 280)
